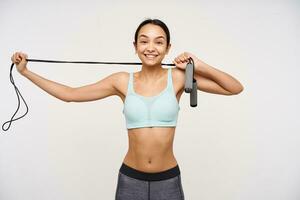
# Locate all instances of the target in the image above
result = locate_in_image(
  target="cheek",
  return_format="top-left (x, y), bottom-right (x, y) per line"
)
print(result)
top-left (158, 47), bottom-right (168, 54)
top-left (136, 45), bottom-right (146, 52)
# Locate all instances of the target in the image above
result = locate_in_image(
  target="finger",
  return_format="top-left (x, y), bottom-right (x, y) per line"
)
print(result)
top-left (182, 57), bottom-right (189, 63)
top-left (173, 60), bottom-right (179, 65)
top-left (179, 57), bottom-right (185, 62)
top-left (17, 53), bottom-right (23, 62)
top-left (17, 54), bottom-right (22, 62)
top-left (15, 56), bottom-right (20, 63)
top-left (16, 52), bottom-right (20, 61)
top-left (19, 52), bottom-right (24, 59)
top-left (13, 54), bottom-right (19, 63)
top-left (20, 55), bottom-right (25, 62)
top-left (20, 53), bottom-right (26, 61)
top-left (176, 58), bottom-right (182, 63)
top-left (19, 52), bottom-right (23, 59)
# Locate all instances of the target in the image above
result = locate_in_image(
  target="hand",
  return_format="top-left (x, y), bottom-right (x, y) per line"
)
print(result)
top-left (172, 52), bottom-right (200, 71)
top-left (11, 52), bottom-right (28, 75)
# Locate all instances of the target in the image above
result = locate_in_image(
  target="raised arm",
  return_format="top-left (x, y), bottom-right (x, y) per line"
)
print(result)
top-left (173, 52), bottom-right (244, 95)
top-left (67, 72), bottom-right (121, 102)
top-left (12, 52), bottom-right (120, 102)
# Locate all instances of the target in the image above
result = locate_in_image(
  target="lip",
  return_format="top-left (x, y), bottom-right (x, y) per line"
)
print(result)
top-left (144, 54), bottom-right (158, 59)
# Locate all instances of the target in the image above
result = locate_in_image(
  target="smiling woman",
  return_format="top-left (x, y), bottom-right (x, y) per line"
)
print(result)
top-left (117, 19), bottom-right (186, 200)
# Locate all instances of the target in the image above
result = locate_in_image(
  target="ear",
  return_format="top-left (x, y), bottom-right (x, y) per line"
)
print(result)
top-left (133, 41), bottom-right (137, 54)
top-left (165, 43), bottom-right (172, 55)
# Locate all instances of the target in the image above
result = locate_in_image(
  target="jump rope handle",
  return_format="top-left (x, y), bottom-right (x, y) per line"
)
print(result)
top-left (184, 58), bottom-right (197, 107)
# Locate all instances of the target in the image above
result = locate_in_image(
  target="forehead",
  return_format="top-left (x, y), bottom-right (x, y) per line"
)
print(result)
top-left (138, 24), bottom-right (166, 39)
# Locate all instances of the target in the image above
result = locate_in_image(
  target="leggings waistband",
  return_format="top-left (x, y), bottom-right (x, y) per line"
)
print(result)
top-left (119, 163), bottom-right (180, 181)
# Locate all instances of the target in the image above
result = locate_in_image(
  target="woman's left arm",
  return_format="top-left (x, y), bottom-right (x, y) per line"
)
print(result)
top-left (173, 52), bottom-right (244, 95)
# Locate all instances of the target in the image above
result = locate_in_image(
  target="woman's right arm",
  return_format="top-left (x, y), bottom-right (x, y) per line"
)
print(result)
top-left (21, 69), bottom-right (74, 102)
top-left (12, 52), bottom-right (120, 102)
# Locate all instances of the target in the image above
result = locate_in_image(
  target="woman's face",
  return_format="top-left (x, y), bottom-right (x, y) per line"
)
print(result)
top-left (134, 24), bottom-right (171, 67)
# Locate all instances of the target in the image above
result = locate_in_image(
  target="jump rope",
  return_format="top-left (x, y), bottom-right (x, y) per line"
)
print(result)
top-left (2, 58), bottom-right (197, 132)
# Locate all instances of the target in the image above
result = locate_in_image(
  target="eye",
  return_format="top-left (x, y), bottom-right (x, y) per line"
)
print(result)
top-left (156, 41), bottom-right (163, 45)
top-left (140, 41), bottom-right (147, 44)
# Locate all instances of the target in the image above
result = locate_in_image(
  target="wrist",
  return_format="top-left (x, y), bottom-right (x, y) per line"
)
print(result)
top-left (20, 69), bottom-right (29, 76)
top-left (195, 62), bottom-right (207, 74)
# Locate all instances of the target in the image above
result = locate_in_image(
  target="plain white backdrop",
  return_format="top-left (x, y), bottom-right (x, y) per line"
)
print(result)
top-left (0, 0), bottom-right (299, 199)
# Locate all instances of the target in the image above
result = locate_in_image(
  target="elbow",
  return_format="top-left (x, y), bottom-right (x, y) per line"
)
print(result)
top-left (62, 87), bottom-right (74, 102)
top-left (59, 96), bottom-right (72, 103)
top-left (231, 85), bottom-right (244, 95)
top-left (63, 98), bottom-right (72, 103)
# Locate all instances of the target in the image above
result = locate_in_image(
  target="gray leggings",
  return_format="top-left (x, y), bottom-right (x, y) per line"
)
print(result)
top-left (115, 163), bottom-right (185, 200)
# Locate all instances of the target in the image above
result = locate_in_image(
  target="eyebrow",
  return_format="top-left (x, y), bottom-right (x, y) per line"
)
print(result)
top-left (139, 34), bottom-right (165, 40)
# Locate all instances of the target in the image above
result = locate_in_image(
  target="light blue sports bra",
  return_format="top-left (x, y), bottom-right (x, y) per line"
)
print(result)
top-left (123, 68), bottom-right (180, 129)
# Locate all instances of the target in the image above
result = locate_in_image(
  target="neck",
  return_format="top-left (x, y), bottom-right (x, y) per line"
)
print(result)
top-left (139, 64), bottom-right (167, 81)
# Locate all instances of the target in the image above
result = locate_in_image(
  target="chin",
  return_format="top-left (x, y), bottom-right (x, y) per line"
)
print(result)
top-left (143, 59), bottom-right (163, 66)
top-left (143, 61), bottom-right (161, 67)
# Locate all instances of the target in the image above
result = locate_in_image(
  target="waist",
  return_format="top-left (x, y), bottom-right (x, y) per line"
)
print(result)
top-left (123, 150), bottom-right (177, 172)
top-left (119, 162), bottom-right (180, 181)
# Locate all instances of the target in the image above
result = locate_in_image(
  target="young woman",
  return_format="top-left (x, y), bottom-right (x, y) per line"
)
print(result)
top-left (12, 18), bottom-right (243, 200)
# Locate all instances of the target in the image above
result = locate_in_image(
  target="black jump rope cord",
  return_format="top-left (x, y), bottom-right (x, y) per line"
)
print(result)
top-left (2, 58), bottom-right (188, 132)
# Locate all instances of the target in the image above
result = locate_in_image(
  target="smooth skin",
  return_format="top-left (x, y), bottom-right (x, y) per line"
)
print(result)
top-left (12, 23), bottom-right (243, 173)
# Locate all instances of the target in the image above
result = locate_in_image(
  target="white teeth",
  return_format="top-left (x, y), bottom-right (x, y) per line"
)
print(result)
top-left (145, 54), bottom-right (157, 58)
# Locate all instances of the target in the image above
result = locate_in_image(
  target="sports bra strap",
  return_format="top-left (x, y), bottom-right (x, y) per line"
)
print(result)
top-left (127, 72), bottom-right (134, 94)
top-left (167, 67), bottom-right (172, 89)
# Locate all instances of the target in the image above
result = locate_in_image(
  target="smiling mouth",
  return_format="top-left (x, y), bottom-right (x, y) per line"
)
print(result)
top-left (144, 54), bottom-right (158, 59)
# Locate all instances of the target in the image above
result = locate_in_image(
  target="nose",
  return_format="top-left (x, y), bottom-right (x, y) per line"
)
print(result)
top-left (146, 42), bottom-right (155, 52)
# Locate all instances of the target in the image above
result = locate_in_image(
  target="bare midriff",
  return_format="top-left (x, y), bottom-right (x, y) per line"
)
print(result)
top-left (123, 126), bottom-right (178, 173)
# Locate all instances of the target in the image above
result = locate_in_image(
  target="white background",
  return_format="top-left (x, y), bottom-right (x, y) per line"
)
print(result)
top-left (0, 0), bottom-right (299, 199)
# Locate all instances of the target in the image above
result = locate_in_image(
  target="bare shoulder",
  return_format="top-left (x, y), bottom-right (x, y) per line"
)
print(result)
top-left (114, 71), bottom-right (129, 84)
top-left (112, 71), bottom-right (128, 80)
top-left (171, 67), bottom-right (185, 91)
top-left (112, 71), bottom-right (130, 101)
